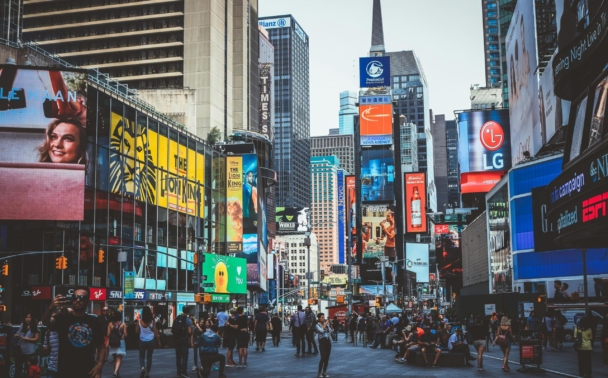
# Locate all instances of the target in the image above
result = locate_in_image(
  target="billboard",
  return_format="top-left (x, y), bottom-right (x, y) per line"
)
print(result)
top-left (226, 156), bottom-right (243, 252)
top-left (506, 0), bottom-right (541, 164)
top-left (361, 149), bottom-right (395, 201)
top-left (259, 63), bottom-right (273, 140)
top-left (487, 183), bottom-right (512, 293)
top-left (275, 207), bottom-right (310, 233)
top-left (361, 204), bottom-right (396, 260)
top-left (405, 173), bottom-right (427, 233)
top-left (457, 110), bottom-right (511, 173)
top-left (434, 224), bottom-right (449, 234)
top-left (337, 170), bottom-right (346, 264)
top-left (531, 186), bottom-right (557, 252)
top-left (405, 243), bottom-right (430, 283)
top-left (460, 171), bottom-right (504, 194)
top-left (435, 225), bottom-right (463, 280)
top-left (202, 253), bottom-right (247, 294)
top-left (258, 17), bottom-right (291, 29)
top-left (359, 103), bottom-right (393, 145)
top-left (0, 66), bottom-right (87, 220)
top-left (359, 56), bottom-right (390, 87)
top-left (345, 175), bottom-right (358, 264)
top-left (539, 53), bottom-right (571, 146)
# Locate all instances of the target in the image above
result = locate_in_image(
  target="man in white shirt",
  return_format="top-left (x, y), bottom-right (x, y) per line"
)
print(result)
top-left (293, 305), bottom-right (308, 356)
top-left (217, 307), bottom-right (229, 338)
top-left (391, 314), bottom-right (399, 326)
top-left (448, 328), bottom-right (475, 366)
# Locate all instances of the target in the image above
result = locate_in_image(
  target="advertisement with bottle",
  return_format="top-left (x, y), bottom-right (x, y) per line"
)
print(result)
top-left (0, 66), bottom-right (88, 220)
top-left (361, 203), bottom-right (396, 260)
top-left (405, 172), bottom-right (427, 233)
top-left (361, 148), bottom-right (395, 202)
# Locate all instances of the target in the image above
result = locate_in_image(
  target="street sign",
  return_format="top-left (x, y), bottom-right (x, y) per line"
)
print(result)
top-left (420, 294), bottom-right (435, 300)
top-left (353, 279), bottom-right (362, 283)
top-left (202, 283), bottom-right (214, 288)
top-left (344, 290), bottom-right (352, 294)
top-left (441, 302), bottom-right (451, 306)
top-left (311, 281), bottom-right (319, 285)
top-left (202, 275), bottom-right (207, 280)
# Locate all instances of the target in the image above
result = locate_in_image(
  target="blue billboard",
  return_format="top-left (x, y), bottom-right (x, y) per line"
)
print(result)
top-left (359, 56), bottom-right (390, 87)
top-left (337, 170), bottom-right (345, 264)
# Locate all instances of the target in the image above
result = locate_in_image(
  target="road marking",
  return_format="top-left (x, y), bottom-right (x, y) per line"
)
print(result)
top-left (471, 351), bottom-right (579, 378)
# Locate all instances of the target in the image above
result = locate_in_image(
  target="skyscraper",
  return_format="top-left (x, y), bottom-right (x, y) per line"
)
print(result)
top-left (20, 0), bottom-right (260, 139)
top-left (481, 0), bottom-right (502, 88)
top-left (311, 134), bottom-right (355, 175)
top-left (258, 15), bottom-right (311, 208)
top-left (369, 0), bottom-right (436, 211)
top-left (338, 90), bottom-right (358, 135)
top-left (431, 113), bottom-right (460, 214)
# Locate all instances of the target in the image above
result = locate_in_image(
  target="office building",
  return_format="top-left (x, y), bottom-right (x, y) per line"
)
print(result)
top-left (338, 90), bottom-right (357, 135)
top-left (274, 233), bottom-right (318, 298)
top-left (20, 0), bottom-right (260, 139)
top-left (399, 115), bottom-right (418, 173)
top-left (258, 15), bottom-right (311, 208)
top-left (431, 113), bottom-right (460, 214)
top-left (329, 128), bottom-right (340, 135)
top-left (311, 134), bottom-right (355, 175)
top-left (470, 85), bottom-right (503, 110)
top-left (446, 119), bottom-right (460, 209)
top-left (481, 0), bottom-right (501, 87)
top-left (311, 156), bottom-right (340, 274)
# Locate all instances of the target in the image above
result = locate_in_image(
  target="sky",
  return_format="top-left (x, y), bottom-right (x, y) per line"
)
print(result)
top-left (259, 0), bottom-right (487, 136)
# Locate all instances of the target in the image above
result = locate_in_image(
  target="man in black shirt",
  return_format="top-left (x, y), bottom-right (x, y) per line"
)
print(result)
top-left (224, 309), bottom-right (238, 367)
top-left (42, 286), bottom-right (106, 378)
top-left (235, 306), bottom-right (250, 367)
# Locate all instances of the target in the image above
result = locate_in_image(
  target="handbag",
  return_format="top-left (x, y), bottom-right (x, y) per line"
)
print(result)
top-left (496, 328), bottom-right (508, 346)
top-left (266, 321), bottom-right (273, 331)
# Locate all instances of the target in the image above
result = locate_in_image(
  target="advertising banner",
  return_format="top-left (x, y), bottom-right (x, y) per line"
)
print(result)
top-left (436, 226), bottom-right (463, 280)
top-left (539, 53), bottom-right (571, 145)
top-left (361, 204), bottom-right (396, 259)
top-left (460, 171), bottom-right (504, 194)
top-left (359, 56), bottom-right (391, 87)
top-left (0, 66), bottom-right (87, 220)
top-left (259, 63), bottom-right (273, 140)
top-left (405, 173), bottom-right (427, 233)
top-left (202, 253), bottom-right (247, 294)
top-left (531, 186), bottom-right (557, 252)
top-left (124, 271), bottom-right (135, 299)
top-left (405, 243), bottom-right (429, 283)
top-left (361, 149), bottom-right (395, 201)
top-left (359, 103), bottom-right (393, 145)
top-left (487, 184), bottom-right (512, 293)
top-left (345, 175), bottom-right (358, 264)
top-left (258, 17), bottom-right (291, 29)
top-left (506, 0), bottom-right (541, 164)
top-left (226, 156), bottom-right (243, 252)
top-left (275, 207), bottom-right (310, 233)
top-left (434, 224), bottom-right (449, 235)
top-left (337, 170), bottom-right (346, 264)
top-left (457, 110), bottom-right (511, 173)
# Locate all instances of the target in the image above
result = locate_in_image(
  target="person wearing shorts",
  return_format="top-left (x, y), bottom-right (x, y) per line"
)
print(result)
top-left (235, 307), bottom-right (250, 367)
top-left (470, 316), bottom-right (487, 371)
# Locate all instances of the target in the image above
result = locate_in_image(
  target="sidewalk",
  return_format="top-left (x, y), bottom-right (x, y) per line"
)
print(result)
top-left (471, 341), bottom-right (605, 377)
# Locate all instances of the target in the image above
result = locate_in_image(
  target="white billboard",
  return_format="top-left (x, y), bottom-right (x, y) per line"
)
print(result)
top-left (538, 52), bottom-right (571, 145)
top-left (506, 0), bottom-right (541, 164)
top-left (405, 243), bottom-right (429, 283)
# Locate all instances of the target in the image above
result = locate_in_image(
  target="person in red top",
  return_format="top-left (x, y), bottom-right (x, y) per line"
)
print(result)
top-left (28, 356), bottom-right (41, 378)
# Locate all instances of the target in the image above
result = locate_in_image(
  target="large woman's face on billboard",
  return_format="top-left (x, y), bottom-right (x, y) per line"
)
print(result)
top-left (42, 120), bottom-right (86, 164)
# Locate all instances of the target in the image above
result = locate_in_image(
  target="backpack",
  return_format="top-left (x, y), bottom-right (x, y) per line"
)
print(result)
top-left (171, 315), bottom-right (189, 338)
top-left (198, 333), bottom-right (219, 355)
top-left (109, 322), bottom-right (122, 347)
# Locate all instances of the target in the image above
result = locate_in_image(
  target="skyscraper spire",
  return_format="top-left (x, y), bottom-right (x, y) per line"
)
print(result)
top-left (370, 0), bottom-right (385, 55)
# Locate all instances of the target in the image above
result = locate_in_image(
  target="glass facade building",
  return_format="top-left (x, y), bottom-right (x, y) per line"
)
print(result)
top-left (338, 90), bottom-right (357, 135)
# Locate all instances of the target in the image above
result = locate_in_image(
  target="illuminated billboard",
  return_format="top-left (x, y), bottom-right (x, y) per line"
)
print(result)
top-left (345, 175), bottom-right (358, 263)
top-left (457, 110), bottom-right (511, 173)
top-left (405, 172), bottom-right (427, 233)
top-left (359, 103), bottom-right (393, 145)
top-left (202, 253), bottom-right (247, 294)
top-left (361, 204), bottom-right (396, 260)
top-left (0, 66), bottom-right (88, 220)
top-left (460, 171), bottom-right (504, 194)
top-left (275, 207), bottom-right (310, 233)
top-left (405, 243), bottom-right (429, 283)
top-left (539, 53), bottom-right (571, 146)
top-left (359, 56), bottom-right (391, 87)
top-left (225, 154), bottom-right (257, 252)
top-left (337, 170), bottom-right (346, 264)
top-left (361, 149), bottom-right (395, 201)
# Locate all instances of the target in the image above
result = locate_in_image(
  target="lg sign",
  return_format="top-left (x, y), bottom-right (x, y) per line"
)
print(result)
top-left (480, 121), bottom-right (505, 169)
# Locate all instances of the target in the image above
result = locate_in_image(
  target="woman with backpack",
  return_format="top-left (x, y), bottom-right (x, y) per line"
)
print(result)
top-left (14, 313), bottom-right (40, 378)
top-left (107, 310), bottom-right (128, 378)
top-left (493, 316), bottom-right (513, 372)
top-left (574, 317), bottom-right (594, 378)
top-left (135, 306), bottom-right (160, 378)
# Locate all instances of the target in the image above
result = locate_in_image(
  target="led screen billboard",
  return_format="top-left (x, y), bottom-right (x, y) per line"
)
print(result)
top-left (506, 0), bottom-right (541, 164)
top-left (458, 110), bottom-right (511, 173)
top-left (361, 149), bottom-right (395, 201)
top-left (405, 173), bottom-right (427, 233)
top-left (0, 66), bottom-right (87, 220)
top-left (202, 253), bottom-right (247, 294)
top-left (345, 175), bottom-right (358, 264)
top-left (337, 170), bottom-right (346, 264)
top-left (226, 153), bottom-right (258, 253)
top-left (539, 53), bottom-right (571, 146)
top-left (359, 103), bottom-right (393, 145)
top-left (405, 243), bottom-right (429, 283)
top-left (275, 207), bottom-right (311, 233)
top-left (359, 56), bottom-right (391, 87)
top-left (361, 204), bottom-right (396, 260)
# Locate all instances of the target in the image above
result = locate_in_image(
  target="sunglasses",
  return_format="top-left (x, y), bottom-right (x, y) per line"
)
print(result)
top-left (73, 295), bottom-right (89, 302)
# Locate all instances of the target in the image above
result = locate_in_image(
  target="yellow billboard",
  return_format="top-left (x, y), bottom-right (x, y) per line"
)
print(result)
top-left (226, 156), bottom-right (243, 252)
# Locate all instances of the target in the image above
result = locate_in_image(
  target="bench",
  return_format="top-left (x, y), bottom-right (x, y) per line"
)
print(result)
top-left (407, 351), bottom-right (467, 367)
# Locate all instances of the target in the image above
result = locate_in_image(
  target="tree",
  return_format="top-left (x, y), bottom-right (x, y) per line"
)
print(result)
top-left (207, 126), bottom-right (223, 146)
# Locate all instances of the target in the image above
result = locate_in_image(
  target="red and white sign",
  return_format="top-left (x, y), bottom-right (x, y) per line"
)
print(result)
top-left (434, 224), bottom-right (449, 234)
top-left (90, 287), bottom-right (107, 301)
top-left (429, 273), bottom-right (436, 282)
top-left (480, 121), bottom-right (505, 151)
top-left (30, 286), bottom-right (52, 300)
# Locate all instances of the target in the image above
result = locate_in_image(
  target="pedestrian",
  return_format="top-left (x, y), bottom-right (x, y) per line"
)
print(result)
top-left (289, 315), bottom-right (296, 347)
top-left (527, 311), bottom-right (538, 331)
top-left (197, 321), bottom-right (227, 378)
top-left (448, 327), bottom-right (475, 366)
top-left (348, 313), bottom-right (357, 344)
top-left (542, 310), bottom-right (554, 350)
top-left (601, 315), bottom-right (608, 366)
top-left (493, 316), bottom-right (513, 372)
top-left (99, 307), bottom-right (111, 363)
top-left (217, 307), bottom-right (229, 338)
top-left (14, 313), bottom-right (40, 378)
top-left (553, 310), bottom-right (566, 350)
top-left (42, 308), bottom-right (60, 378)
top-left (224, 309), bottom-right (238, 367)
top-left (28, 355), bottom-right (41, 378)
top-left (305, 306), bottom-right (319, 354)
top-left (235, 306), bottom-right (250, 367)
top-left (107, 310), bottom-right (127, 378)
top-left (254, 306), bottom-right (270, 351)
top-left (470, 315), bottom-right (487, 371)
top-left (172, 305), bottom-right (194, 378)
top-left (42, 287), bottom-right (106, 378)
top-left (271, 313), bottom-right (282, 346)
top-left (192, 318), bottom-right (205, 371)
top-left (574, 317), bottom-right (593, 378)
top-left (292, 305), bottom-right (307, 357)
top-left (135, 306), bottom-right (160, 378)
top-left (315, 313), bottom-right (332, 378)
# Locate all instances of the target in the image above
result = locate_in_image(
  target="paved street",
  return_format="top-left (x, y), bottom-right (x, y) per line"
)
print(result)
top-left (101, 332), bottom-right (607, 378)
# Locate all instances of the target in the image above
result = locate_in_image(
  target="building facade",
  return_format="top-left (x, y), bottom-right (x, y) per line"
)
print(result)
top-left (338, 90), bottom-right (357, 135)
top-left (470, 85), bottom-right (503, 110)
top-left (20, 0), bottom-right (261, 139)
top-left (274, 233), bottom-right (318, 298)
top-left (481, 0), bottom-right (501, 87)
top-left (311, 156), bottom-right (340, 274)
top-left (258, 15), bottom-right (311, 209)
top-left (311, 134), bottom-right (354, 175)
top-left (445, 119), bottom-right (460, 209)
top-left (431, 113), bottom-right (448, 214)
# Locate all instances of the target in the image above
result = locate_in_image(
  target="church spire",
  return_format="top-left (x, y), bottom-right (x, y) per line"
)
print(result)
top-left (370, 0), bottom-right (385, 55)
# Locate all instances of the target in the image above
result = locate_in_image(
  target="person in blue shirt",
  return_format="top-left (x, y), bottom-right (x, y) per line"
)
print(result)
top-left (368, 315), bottom-right (393, 348)
top-left (527, 311), bottom-right (538, 331)
top-left (197, 322), bottom-right (227, 378)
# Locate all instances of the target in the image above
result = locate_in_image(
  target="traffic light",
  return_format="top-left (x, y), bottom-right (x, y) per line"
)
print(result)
top-left (195, 293), bottom-right (202, 303)
top-left (98, 249), bottom-right (105, 264)
top-left (193, 253), bottom-right (198, 265)
top-left (1, 263), bottom-right (8, 276)
top-left (203, 294), bottom-right (212, 304)
top-left (336, 295), bottom-right (344, 304)
top-left (56, 256), bottom-right (67, 270)
top-left (0, 305), bottom-right (6, 312)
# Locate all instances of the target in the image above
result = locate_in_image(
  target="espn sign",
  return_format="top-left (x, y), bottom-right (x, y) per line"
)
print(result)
top-left (582, 191), bottom-right (608, 223)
